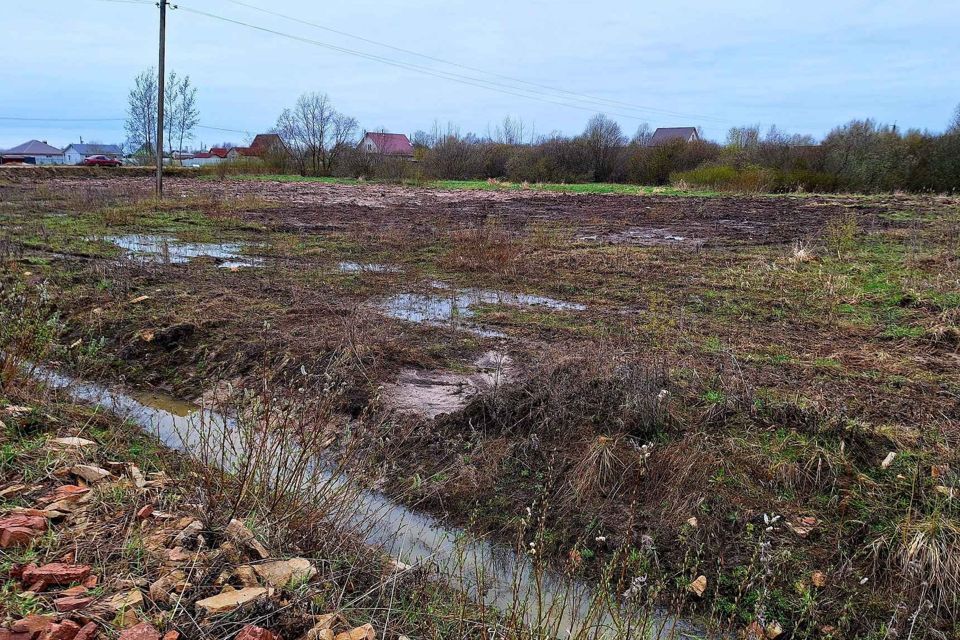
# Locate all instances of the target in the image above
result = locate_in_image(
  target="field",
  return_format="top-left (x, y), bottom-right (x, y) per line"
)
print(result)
top-left (2, 170), bottom-right (959, 639)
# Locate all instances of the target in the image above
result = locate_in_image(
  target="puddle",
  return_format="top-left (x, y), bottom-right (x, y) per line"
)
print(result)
top-left (34, 366), bottom-right (708, 639)
top-left (384, 351), bottom-right (512, 418)
top-left (379, 285), bottom-right (584, 337)
top-left (105, 234), bottom-right (262, 268)
top-left (577, 228), bottom-right (696, 246)
top-left (338, 261), bottom-right (400, 273)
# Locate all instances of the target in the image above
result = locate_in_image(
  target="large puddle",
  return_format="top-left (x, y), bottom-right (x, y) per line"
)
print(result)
top-left (35, 368), bottom-right (708, 639)
top-left (105, 234), bottom-right (262, 268)
top-left (379, 285), bottom-right (585, 338)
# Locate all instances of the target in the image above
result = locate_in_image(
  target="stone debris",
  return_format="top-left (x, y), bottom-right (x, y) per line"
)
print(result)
top-left (22, 562), bottom-right (92, 588)
top-left (136, 505), bottom-right (154, 520)
top-left (0, 483), bottom-right (29, 499)
top-left (106, 589), bottom-right (145, 611)
top-left (811, 571), bottom-right (828, 588)
top-left (118, 622), bottom-right (162, 640)
top-left (0, 514), bottom-right (47, 549)
top-left (225, 519), bottom-right (271, 559)
top-left (334, 624), bottom-right (376, 640)
top-left (70, 464), bottom-right (112, 483)
top-left (253, 557), bottom-right (317, 588)
top-left (149, 570), bottom-right (190, 604)
top-left (53, 595), bottom-right (94, 612)
top-left (50, 437), bottom-right (97, 451)
top-left (881, 452), bottom-right (897, 469)
top-left (786, 516), bottom-right (818, 538)
top-left (688, 574), bottom-right (707, 597)
top-left (172, 519), bottom-right (204, 547)
top-left (236, 625), bottom-right (281, 640)
top-left (194, 586), bottom-right (270, 616)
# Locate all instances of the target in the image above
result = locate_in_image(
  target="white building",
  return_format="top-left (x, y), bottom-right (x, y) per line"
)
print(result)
top-left (1, 140), bottom-right (65, 165)
top-left (63, 143), bottom-right (123, 165)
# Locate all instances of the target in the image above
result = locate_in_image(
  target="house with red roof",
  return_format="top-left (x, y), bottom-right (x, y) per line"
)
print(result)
top-left (358, 132), bottom-right (414, 158)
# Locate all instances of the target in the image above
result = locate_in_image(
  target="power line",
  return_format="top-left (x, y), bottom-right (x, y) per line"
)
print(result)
top-left (220, 0), bottom-right (729, 124)
top-left (1, 116), bottom-right (253, 137)
top-left (176, 3), bottom-right (729, 125)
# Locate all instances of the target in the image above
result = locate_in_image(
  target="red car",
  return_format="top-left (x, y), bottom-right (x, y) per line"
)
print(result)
top-left (81, 155), bottom-right (122, 167)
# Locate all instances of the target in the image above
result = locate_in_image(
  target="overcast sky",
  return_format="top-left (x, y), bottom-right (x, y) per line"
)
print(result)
top-left (2, 0), bottom-right (958, 149)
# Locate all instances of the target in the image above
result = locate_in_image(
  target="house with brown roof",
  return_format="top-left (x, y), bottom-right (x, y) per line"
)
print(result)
top-left (648, 127), bottom-right (701, 146)
top-left (358, 132), bottom-right (414, 158)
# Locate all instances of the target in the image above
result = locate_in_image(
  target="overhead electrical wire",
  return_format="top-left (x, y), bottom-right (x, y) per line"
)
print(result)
top-left (176, 3), bottom-right (730, 125)
top-left (219, 0), bottom-right (729, 124)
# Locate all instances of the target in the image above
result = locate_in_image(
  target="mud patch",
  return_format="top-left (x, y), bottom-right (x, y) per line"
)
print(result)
top-left (383, 351), bottom-right (513, 417)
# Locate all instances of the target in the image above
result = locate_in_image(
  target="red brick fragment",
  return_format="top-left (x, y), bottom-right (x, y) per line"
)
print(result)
top-left (161, 632), bottom-right (180, 640)
top-left (0, 630), bottom-right (34, 640)
top-left (61, 585), bottom-right (88, 597)
top-left (136, 505), bottom-right (154, 521)
top-left (55, 595), bottom-right (94, 612)
top-left (235, 626), bottom-right (281, 640)
top-left (37, 485), bottom-right (89, 505)
top-left (118, 623), bottom-right (161, 640)
top-left (73, 622), bottom-right (99, 640)
top-left (81, 575), bottom-right (98, 589)
top-left (47, 619), bottom-right (82, 640)
top-left (21, 563), bottom-right (91, 586)
top-left (10, 615), bottom-right (54, 634)
top-left (0, 527), bottom-right (39, 549)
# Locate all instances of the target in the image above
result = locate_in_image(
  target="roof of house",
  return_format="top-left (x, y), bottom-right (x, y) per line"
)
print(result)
top-left (209, 147), bottom-right (231, 158)
top-left (648, 127), bottom-right (699, 146)
top-left (64, 143), bottom-right (123, 156)
top-left (362, 132), bottom-right (414, 156)
top-left (231, 147), bottom-right (259, 157)
top-left (3, 140), bottom-right (64, 156)
top-left (193, 152), bottom-right (214, 159)
top-left (249, 134), bottom-right (283, 153)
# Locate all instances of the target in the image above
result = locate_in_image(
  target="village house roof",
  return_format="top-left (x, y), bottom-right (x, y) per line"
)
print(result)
top-left (362, 132), bottom-right (414, 156)
top-left (209, 148), bottom-right (231, 159)
top-left (648, 127), bottom-right (700, 146)
top-left (64, 143), bottom-right (123, 156)
top-left (249, 134), bottom-right (283, 154)
top-left (3, 140), bottom-right (64, 156)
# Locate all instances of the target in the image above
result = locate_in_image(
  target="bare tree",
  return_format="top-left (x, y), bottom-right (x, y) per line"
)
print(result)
top-left (124, 69), bottom-right (158, 160)
top-left (492, 115), bottom-right (528, 145)
top-left (949, 103), bottom-right (960, 134)
top-left (632, 123), bottom-right (653, 146)
top-left (164, 72), bottom-right (199, 160)
top-left (275, 92), bottom-right (358, 176)
top-left (582, 114), bottom-right (625, 181)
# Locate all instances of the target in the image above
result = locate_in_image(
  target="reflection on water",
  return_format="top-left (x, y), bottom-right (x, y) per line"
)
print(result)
top-left (338, 261), bottom-right (401, 273)
top-left (379, 286), bottom-right (585, 338)
top-left (105, 234), bottom-right (262, 268)
top-left (36, 368), bottom-right (706, 639)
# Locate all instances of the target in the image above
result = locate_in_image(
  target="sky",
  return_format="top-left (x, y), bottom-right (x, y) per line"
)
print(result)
top-left (2, 0), bottom-right (958, 150)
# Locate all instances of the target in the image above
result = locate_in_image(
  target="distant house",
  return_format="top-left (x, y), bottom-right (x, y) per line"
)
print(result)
top-left (249, 133), bottom-right (285, 156)
top-left (209, 147), bottom-right (232, 159)
top-left (1, 140), bottom-right (65, 165)
top-left (63, 143), bottom-right (123, 165)
top-left (358, 132), bottom-right (414, 158)
top-left (648, 127), bottom-right (701, 146)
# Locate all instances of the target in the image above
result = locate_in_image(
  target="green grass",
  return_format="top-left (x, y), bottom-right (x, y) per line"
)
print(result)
top-left (222, 174), bottom-right (717, 196)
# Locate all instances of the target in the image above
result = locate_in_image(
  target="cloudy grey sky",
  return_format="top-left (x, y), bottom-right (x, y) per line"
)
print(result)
top-left (2, 0), bottom-right (958, 149)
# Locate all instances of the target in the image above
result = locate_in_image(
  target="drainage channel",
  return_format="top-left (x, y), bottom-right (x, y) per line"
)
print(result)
top-left (35, 367), bottom-right (710, 640)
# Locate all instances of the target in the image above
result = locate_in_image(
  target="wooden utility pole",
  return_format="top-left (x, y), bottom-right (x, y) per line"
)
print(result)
top-left (155, 0), bottom-right (168, 198)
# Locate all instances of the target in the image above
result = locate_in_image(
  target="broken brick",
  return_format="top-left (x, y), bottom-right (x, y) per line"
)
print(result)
top-left (22, 563), bottom-right (92, 586)
top-left (46, 620), bottom-right (82, 640)
top-left (136, 505), bottom-right (154, 521)
top-left (73, 623), bottom-right (99, 640)
top-left (118, 623), bottom-right (161, 640)
top-left (235, 626), bottom-right (281, 640)
top-left (54, 595), bottom-right (94, 612)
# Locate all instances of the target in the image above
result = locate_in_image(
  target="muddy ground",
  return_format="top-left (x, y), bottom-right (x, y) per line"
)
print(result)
top-left (2, 172), bottom-right (959, 638)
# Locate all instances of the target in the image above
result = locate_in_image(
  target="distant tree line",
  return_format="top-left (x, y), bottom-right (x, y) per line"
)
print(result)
top-left (269, 98), bottom-right (959, 193)
top-left (127, 76), bottom-right (957, 193)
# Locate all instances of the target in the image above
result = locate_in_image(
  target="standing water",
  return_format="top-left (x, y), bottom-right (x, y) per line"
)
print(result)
top-left (36, 367), bottom-right (708, 639)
